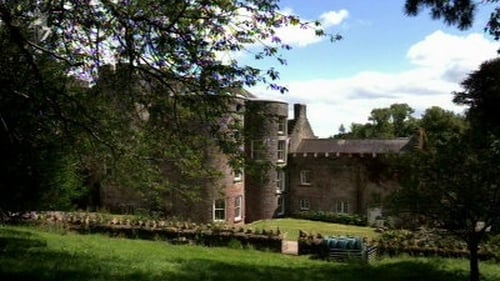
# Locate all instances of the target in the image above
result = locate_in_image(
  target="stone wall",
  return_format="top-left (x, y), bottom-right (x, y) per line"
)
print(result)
top-left (286, 154), bottom-right (398, 216)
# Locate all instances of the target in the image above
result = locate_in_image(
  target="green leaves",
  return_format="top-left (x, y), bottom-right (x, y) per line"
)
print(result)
top-left (404, 0), bottom-right (499, 41)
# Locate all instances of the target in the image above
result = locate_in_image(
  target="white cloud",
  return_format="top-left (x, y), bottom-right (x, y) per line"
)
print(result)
top-left (254, 31), bottom-right (499, 137)
top-left (268, 8), bottom-right (349, 48)
top-left (407, 30), bottom-right (498, 81)
top-left (273, 23), bottom-right (324, 47)
top-left (320, 9), bottom-right (349, 28)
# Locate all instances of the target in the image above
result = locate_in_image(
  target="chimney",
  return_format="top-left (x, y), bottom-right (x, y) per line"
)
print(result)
top-left (294, 104), bottom-right (307, 120)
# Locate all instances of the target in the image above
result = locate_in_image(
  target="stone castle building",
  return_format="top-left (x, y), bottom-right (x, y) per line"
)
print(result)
top-left (99, 81), bottom-right (410, 224)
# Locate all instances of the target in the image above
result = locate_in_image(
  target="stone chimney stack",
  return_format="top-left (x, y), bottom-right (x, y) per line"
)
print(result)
top-left (289, 103), bottom-right (316, 152)
top-left (294, 104), bottom-right (307, 120)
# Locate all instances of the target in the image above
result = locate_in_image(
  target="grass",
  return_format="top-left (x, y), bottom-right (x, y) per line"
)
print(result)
top-left (1, 225), bottom-right (499, 281)
top-left (247, 218), bottom-right (378, 240)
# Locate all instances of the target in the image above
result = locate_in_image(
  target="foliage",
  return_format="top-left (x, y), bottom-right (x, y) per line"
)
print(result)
top-left (334, 103), bottom-right (465, 143)
top-left (0, 1), bottom-right (339, 212)
top-left (453, 57), bottom-right (500, 137)
top-left (418, 106), bottom-right (467, 149)
top-left (291, 211), bottom-right (367, 226)
top-left (376, 229), bottom-right (500, 260)
top-left (0, 32), bottom-right (88, 211)
top-left (335, 103), bottom-right (417, 139)
top-left (404, 0), bottom-right (500, 40)
top-left (296, 227), bottom-right (500, 261)
top-left (389, 58), bottom-right (500, 281)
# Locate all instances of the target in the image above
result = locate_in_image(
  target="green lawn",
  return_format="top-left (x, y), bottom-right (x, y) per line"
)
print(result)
top-left (1, 225), bottom-right (499, 281)
top-left (247, 218), bottom-right (378, 240)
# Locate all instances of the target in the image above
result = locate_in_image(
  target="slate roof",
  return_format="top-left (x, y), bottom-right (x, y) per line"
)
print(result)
top-left (294, 138), bottom-right (411, 154)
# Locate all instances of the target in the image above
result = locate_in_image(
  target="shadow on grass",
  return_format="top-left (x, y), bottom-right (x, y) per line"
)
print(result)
top-left (0, 227), bottom-right (470, 281)
top-left (0, 227), bottom-right (47, 254)
top-left (168, 258), bottom-right (468, 281)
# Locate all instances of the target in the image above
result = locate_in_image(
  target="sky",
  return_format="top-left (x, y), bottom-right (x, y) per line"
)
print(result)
top-left (243, 0), bottom-right (499, 138)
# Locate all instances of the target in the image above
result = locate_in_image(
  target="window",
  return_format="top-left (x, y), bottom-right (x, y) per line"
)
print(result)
top-left (299, 199), bottom-right (310, 210)
top-left (213, 199), bottom-right (226, 221)
top-left (277, 196), bottom-right (285, 215)
top-left (251, 140), bottom-right (266, 160)
top-left (277, 117), bottom-right (286, 134)
top-left (300, 170), bottom-right (311, 185)
top-left (233, 169), bottom-right (243, 182)
top-left (336, 200), bottom-right (350, 214)
top-left (276, 169), bottom-right (285, 193)
top-left (277, 140), bottom-right (286, 162)
top-left (234, 196), bottom-right (242, 221)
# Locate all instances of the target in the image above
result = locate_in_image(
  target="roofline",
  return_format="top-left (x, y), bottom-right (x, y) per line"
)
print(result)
top-left (245, 96), bottom-right (288, 104)
top-left (310, 137), bottom-right (411, 141)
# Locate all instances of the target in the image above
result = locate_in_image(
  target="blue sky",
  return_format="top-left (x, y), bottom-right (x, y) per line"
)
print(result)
top-left (246, 0), bottom-right (499, 137)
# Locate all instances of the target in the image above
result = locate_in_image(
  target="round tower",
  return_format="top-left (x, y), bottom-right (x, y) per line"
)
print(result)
top-left (244, 99), bottom-right (288, 222)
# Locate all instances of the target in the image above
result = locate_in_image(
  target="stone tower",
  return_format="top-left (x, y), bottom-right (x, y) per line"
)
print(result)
top-left (244, 99), bottom-right (288, 222)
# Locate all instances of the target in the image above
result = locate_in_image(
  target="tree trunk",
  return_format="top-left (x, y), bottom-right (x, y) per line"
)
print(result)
top-left (468, 233), bottom-right (480, 281)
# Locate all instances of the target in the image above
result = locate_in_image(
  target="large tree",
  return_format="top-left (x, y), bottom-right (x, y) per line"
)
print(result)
top-left (0, 1), bottom-right (337, 213)
top-left (391, 58), bottom-right (500, 281)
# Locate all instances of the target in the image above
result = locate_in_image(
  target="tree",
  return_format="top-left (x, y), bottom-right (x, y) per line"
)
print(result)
top-left (390, 103), bottom-right (417, 137)
top-left (390, 59), bottom-right (500, 281)
top-left (453, 57), bottom-right (500, 137)
top-left (338, 103), bottom-right (417, 139)
top-left (404, 0), bottom-right (500, 40)
top-left (369, 108), bottom-right (394, 138)
top-left (0, 36), bottom-right (88, 211)
top-left (418, 106), bottom-right (466, 148)
top-left (0, 1), bottom-right (338, 213)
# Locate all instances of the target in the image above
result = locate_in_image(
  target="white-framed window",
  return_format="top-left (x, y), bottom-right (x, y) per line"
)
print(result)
top-left (299, 199), bottom-right (310, 210)
top-left (277, 196), bottom-right (285, 215)
top-left (277, 117), bottom-right (286, 135)
top-left (234, 195), bottom-right (242, 221)
top-left (300, 170), bottom-right (311, 185)
top-left (336, 200), bottom-right (350, 214)
top-left (251, 140), bottom-right (266, 160)
top-left (213, 199), bottom-right (226, 221)
top-left (277, 140), bottom-right (286, 162)
top-left (276, 169), bottom-right (285, 193)
top-left (233, 169), bottom-right (243, 182)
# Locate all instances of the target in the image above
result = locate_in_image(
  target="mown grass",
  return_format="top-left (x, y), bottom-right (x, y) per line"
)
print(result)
top-left (247, 218), bottom-right (378, 240)
top-left (1, 225), bottom-right (499, 281)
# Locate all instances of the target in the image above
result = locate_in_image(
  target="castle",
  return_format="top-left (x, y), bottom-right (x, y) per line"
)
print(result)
top-left (100, 91), bottom-right (410, 225)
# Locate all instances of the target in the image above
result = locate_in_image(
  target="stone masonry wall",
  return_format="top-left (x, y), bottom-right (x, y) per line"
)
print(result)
top-left (286, 155), bottom-right (398, 216)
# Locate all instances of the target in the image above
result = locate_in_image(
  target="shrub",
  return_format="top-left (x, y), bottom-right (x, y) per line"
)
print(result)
top-left (291, 211), bottom-right (367, 226)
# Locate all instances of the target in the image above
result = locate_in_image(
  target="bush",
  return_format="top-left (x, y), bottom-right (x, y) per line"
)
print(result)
top-left (291, 211), bottom-right (367, 226)
top-left (376, 229), bottom-right (500, 260)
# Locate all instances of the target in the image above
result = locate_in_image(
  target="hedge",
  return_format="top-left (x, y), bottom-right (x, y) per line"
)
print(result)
top-left (291, 211), bottom-right (367, 226)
